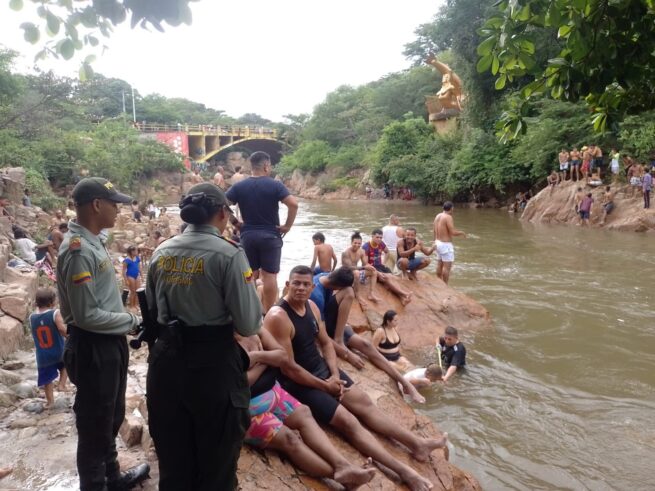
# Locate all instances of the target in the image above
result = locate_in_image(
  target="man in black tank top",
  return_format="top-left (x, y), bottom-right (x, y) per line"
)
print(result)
top-left (265, 265), bottom-right (447, 491)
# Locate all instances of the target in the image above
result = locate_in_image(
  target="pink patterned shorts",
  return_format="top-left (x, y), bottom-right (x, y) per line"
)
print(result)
top-left (244, 382), bottom-right (301, 448)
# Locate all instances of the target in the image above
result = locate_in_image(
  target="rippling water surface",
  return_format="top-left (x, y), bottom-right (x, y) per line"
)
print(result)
top-left (278, 199), bottom-right (655, 491)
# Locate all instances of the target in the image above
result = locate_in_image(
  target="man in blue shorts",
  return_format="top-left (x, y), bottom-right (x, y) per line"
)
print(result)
top-left (396, 227), bottom-right (434, 280)
top-left (265, 265), bottom-right (446, 491)
top-left (226, 151), bottom-right (298, 312)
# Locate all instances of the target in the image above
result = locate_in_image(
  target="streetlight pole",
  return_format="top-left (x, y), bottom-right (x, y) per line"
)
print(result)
top-left (131, 86), bottom-right (137, 123)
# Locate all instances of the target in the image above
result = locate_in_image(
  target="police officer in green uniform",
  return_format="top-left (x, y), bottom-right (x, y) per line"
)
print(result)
top-left (58, 177), bottom-right (150, 491)
top-left (146, 182), bottom-right (262, 490)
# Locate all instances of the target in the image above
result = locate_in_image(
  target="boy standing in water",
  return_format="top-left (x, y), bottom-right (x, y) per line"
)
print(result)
top-left (29, 288), bottom-right (68, 407)
top-left (310, 232), bottom-right (337, 275)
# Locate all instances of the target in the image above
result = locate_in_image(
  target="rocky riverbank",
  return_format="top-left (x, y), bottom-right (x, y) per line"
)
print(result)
top-left (0, 167), bottom-right (489, 490)
top-left (521, 179), bottom-right (655, 232)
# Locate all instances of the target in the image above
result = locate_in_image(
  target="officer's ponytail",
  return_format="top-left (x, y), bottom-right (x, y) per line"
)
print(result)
top-left (179, 192), bottom-right (222, 225)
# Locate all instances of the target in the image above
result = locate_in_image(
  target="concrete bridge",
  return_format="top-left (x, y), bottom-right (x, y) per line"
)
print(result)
top-left (138, 123), bottom-right (284, 166)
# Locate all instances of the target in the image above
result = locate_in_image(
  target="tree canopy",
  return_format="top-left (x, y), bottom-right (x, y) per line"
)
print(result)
top-left (477, 0), bottom-right (655, 139)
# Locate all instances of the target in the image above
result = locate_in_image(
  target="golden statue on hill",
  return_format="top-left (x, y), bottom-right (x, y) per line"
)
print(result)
top-left (425, 54), bottom-right (465, 133)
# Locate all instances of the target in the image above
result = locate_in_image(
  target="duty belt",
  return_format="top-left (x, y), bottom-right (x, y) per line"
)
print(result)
top-left (158, 321), bottom-right (235, 344)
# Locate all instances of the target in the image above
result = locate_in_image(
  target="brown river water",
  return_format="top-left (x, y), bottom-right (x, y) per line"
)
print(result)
top-left (279, 199), bottom-right (655, 491)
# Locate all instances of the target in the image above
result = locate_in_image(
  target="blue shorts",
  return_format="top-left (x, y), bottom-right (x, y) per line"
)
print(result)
top-left (240, 230), bottom-right (283, 274)
top-left (580, 210), bottom-right (590, 220)
top-left (313, 266), bottom-right (329, 276)
top-left (398, 257), bottom-right (423, 271)
top-left (38, 362), bottom-right (64, 386)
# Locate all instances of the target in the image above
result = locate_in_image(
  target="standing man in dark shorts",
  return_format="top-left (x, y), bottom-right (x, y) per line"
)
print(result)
top-left (266, 265), bottom-right (446, 491)
top-left (58, 177), bottom-right (149, 491)
top-left (146, 183), bottom-right (262, 490)
top-left (226, 151), bottom-right (298, 312)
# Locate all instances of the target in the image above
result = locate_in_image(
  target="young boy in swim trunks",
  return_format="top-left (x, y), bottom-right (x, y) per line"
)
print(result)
top-left (310, 232), bottom-right (337, 275)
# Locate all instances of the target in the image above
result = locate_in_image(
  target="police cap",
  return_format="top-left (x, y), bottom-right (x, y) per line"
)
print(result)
top-left (72, 177), bottom-right (133, 205)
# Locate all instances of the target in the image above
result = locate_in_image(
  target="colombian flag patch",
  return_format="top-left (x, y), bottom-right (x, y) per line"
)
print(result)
top-left (72, 271), bottom-right (92, 285)
top-left (243, 268), bottom-right (253, 284)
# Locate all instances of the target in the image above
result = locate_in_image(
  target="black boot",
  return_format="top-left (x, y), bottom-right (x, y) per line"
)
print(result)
top-left (107, 463), bottom-right (150, 491)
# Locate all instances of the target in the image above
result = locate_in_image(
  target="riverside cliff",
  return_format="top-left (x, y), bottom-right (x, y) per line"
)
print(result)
top-left (0, 168), bottom-right (490, 490)
top-left (521, 180), bottom-right (655, 232)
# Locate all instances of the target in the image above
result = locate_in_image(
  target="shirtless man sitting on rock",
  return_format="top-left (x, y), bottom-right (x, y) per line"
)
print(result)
top-left (396, 227), bottom-right (434, 281)
top-left (433, 201), bottom-right (466, 285)
top-left (361, 230), bottom-right (412, 305)
top-left (310, 266), bottom-right (425, 404)
top-left (266, 265), bottom-right (446, 491)
top-left (341, 232), bottom-right (380, 305)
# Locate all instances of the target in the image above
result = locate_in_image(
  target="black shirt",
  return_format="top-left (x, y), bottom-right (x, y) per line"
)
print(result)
top-left (439, 337), bottom-right (466, 368)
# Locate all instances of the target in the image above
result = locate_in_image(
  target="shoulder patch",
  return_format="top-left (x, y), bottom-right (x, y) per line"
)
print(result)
top-left (72, 271), bottom-right (92, 285)
top-left (243, 267), bottom-right (253, 284)
top-left (69, 236), bottom-right (82, 251)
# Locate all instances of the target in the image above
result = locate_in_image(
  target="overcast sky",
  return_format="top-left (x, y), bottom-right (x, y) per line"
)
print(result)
top-left (0, 0), bottom-right (442, 122)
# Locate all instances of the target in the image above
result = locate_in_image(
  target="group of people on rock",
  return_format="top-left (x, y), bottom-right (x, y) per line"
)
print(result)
top-left (16, 150), bottom-right (472, 491)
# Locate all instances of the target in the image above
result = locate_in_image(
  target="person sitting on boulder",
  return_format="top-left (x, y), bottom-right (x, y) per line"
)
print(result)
top-left (437, 326), bottom-right (467, 384)
top-left (310, 267), bottom-right (425, 403)
top-left (396, 227), bottom-right (433, 281)
top-left (372, 310), bottom-right (411, 370)
top-left (29, 287), bottom-right (68, 408)
top-left (236, 329), bottom-right (375, 489)
top-left (266, 266), bottom-right (447, 491)
top-left (310, 232), bottom-right (337, 275)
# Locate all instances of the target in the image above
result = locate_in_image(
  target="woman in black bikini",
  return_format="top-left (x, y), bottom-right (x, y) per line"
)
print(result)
top-left (372, 310), bottom-right (411, 370)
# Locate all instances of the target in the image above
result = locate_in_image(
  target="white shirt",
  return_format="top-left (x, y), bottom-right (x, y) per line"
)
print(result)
top-left (15, 238), bottom-right (37, 264)
top-left (403, 367), bottom-right (426, 381)
top-left (382, 225), bottom-right (400, 250)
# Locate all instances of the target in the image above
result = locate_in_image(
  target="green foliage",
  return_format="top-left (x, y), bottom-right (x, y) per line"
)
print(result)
top-left (138, 94), bottom-right (232, 125)
top-left (24, 167), bottom-right (65, 211)
top-left (80, 121), bottom-right (183, 189)
top-left (278, 140), bottom-right (333, 176)
top-left (375, 117), bottom-right (433, 165)
top-left (328, 145), bottom-right (366, 173)
top-left (618, 111), bottom-right (655, 161)
top-left (478, 0), bottom-right (655, 138)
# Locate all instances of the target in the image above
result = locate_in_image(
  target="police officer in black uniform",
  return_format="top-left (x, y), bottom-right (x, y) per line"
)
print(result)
top-left (146, 183), bottom-right (262, 490)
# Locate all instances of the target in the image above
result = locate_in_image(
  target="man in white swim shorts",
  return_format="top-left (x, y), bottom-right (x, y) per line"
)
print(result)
top-left (433, 201), bottom-right (466, 285)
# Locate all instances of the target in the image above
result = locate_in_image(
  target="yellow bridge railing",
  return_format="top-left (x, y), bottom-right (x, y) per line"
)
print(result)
top-left (135, 122), bottom-right (277, 138)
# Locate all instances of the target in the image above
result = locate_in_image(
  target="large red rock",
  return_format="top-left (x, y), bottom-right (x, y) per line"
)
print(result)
top-left (522, 180), bottom-right (655, 232)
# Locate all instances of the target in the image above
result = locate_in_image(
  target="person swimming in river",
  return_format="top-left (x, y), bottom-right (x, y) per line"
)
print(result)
top-left (372, 310), bottom-right (412, 371)
top-left (310, 232), bottom-right (337, 275)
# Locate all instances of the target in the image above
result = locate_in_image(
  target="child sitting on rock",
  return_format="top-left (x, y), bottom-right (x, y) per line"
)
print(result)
top-left (29, 287), bottom-right (68, 408)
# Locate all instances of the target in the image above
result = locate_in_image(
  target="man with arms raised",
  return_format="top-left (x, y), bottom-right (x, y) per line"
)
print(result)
top-left (396, 227), bottom-right (433, 281)
top-left (433, 201), bottom-right (466, 285)
top-left (266, 266), bottom-right (446, 491)
top-left (310, 267), bottom-right (424, 403)
top-left (226, 151), bottom-right (298, 312)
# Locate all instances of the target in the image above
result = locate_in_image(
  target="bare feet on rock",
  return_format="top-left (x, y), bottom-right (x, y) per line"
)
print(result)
top-left (403, 382), bottom-right (426, 404)
top-left (367, 292), bottom-right (381, 303)
top-left (0, 468), bottom-right (12, 479)
top-left (412, 433), bottom-right (449, 462)
top-left (400, 292), bottom-right (413, 306)
top-left (401, 469), bottom-right (433, 491)
top-left (334, 458), bottom-right (376, 490)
